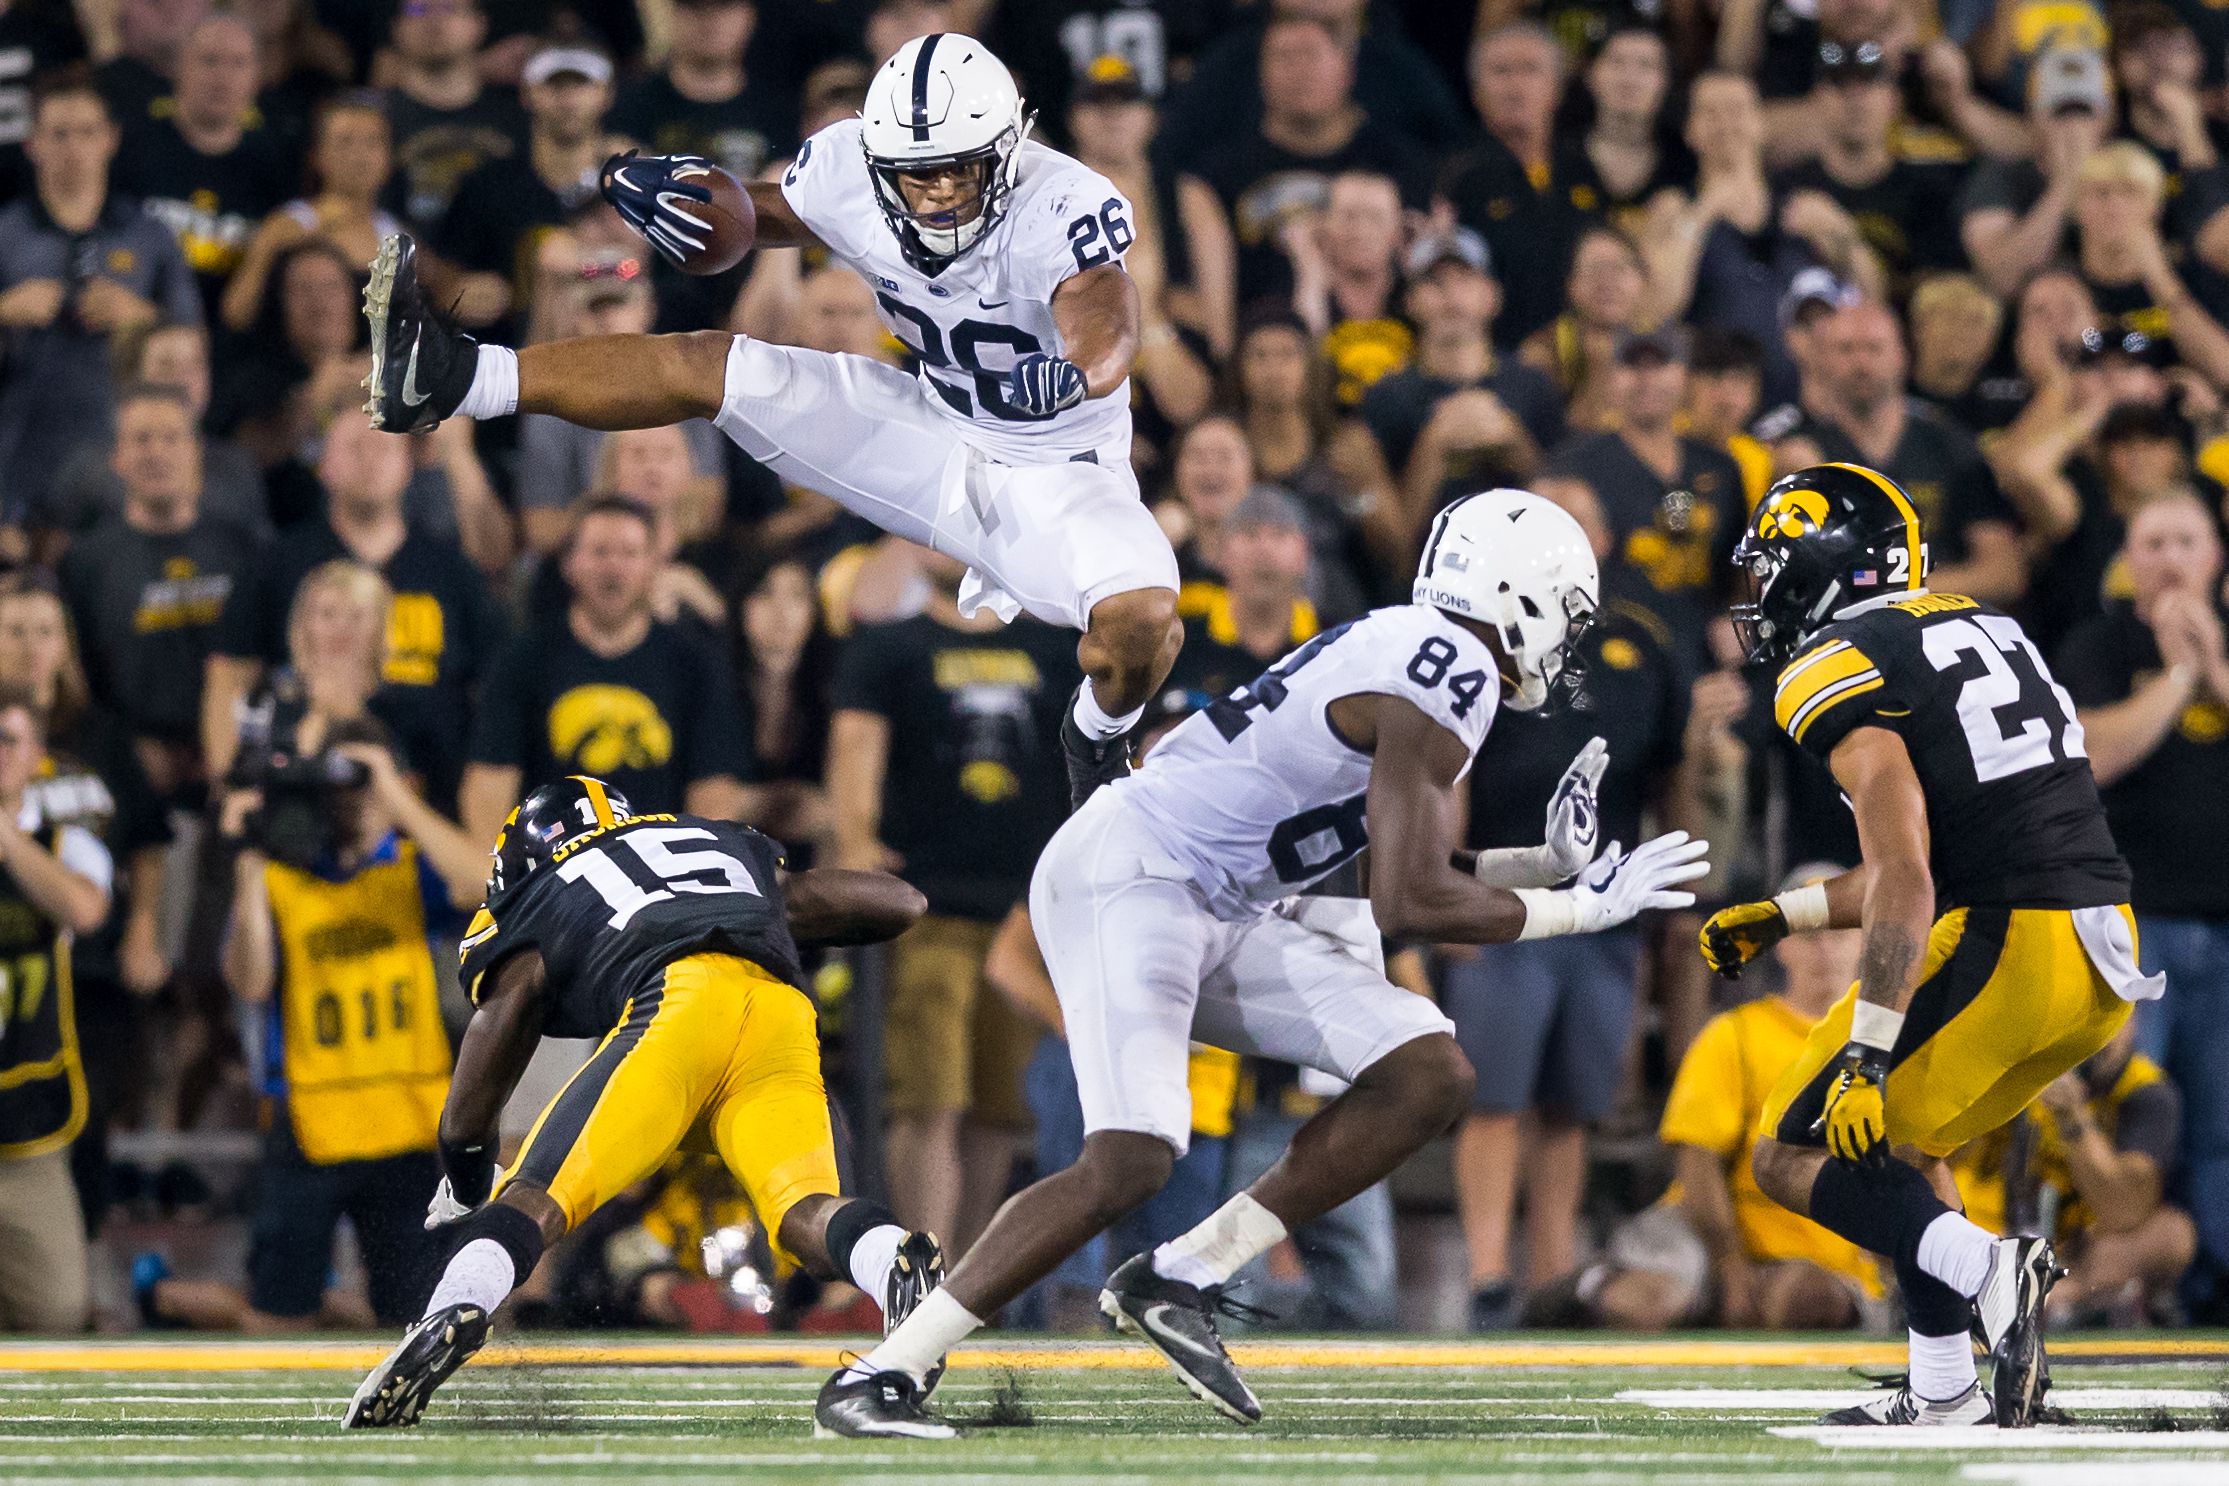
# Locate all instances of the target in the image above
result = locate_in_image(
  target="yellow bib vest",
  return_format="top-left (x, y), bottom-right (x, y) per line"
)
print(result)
top-left (0, 825), bottom-right (83, 1159)
top-left (265, 840), bottom-right (450, 1164)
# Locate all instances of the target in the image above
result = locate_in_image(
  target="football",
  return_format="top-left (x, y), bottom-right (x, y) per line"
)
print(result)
top-left (671, 161), bottom-right (756, 275)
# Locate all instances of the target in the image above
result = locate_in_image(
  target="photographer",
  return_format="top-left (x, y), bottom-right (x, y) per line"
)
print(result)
top-left (0, 685), bottom-right (113, 1333)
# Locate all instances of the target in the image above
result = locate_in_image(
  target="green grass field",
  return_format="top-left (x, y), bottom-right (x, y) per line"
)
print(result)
top-left (2, 1335), bottom-right (2226, 1485)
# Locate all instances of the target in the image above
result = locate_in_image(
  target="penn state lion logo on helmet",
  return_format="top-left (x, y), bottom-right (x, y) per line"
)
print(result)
top-left (547, 685), bottom-right (674, 774)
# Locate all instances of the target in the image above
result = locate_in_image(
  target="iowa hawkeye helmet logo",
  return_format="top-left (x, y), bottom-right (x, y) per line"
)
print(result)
top-left (1754, 486), bottom-right (1831, 542)
top-left (548, 685), bottom-right (674, 775)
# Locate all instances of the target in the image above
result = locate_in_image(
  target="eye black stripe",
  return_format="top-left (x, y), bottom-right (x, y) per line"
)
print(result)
top-left (910, 33), bottom-right (942, 142)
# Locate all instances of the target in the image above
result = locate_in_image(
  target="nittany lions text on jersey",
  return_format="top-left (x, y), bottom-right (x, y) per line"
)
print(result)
top-left (1773, 591), bottom-right (2130, 910)
top-left (780, 116), bottom-right (1134, 465)
top-left (1118, 604), bottom-right (1503, 920)
top-left (460, 815), bottom-right (805, 1039)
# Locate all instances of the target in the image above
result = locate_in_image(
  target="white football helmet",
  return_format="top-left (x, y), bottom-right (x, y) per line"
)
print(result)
top-left (1413, 489), bottom-right (1600, 712)
top-left (860, 34), bottom-right (1032, 272)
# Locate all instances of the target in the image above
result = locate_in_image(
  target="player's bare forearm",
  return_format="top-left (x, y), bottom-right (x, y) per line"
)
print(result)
top-left (783, 867), bottom-right (926, 947)
top-left (1831, 727), bottom-right (1934, 1012)
top-left (516, 330), bottom-right (731, 428)
top-left (1819, 864), bottom-right (1869, 930)
top-left (440, 955), bottom-right (547, 1153)
top-left (1052, 264), bottom-right (1139, 398)
top-left (743, 182), bottom-right (824, 250)
top-left (1346, 692), bottom-right (1527, 943)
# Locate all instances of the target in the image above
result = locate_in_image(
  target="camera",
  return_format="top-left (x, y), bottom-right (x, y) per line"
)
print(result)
top-left (227, 691), bottom-right (373, 870)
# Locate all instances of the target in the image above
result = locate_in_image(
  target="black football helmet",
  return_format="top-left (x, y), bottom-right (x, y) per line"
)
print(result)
top-left (1731, 462), bottom-right (1928, 666)
top-left (487, 775), bottom-right (635, 902)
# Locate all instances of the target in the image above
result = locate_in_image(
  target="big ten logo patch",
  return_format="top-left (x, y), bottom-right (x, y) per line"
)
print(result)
top-left (383, 593), bottom-right (446, 687)
top-left (549, 685), bottom-right (674, 775)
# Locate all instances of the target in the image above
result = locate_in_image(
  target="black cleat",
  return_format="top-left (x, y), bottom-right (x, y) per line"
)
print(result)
top-left (1059, 686), bottom-right (1132, 812)
top-left (362, 234), bottom-right (478, 434)
top-left (1974, 1235), bottom-right (2060, 1428)
top-left (1098, 1252), bottom-right (1263, 1425)
top-left (1821, 1378), bottom-right (1993, 1426)
top-left (884, 1230), bottom-right (948, 1397)
top-left (343, 1303), bottom-right (489, 1428)
top-left (813, 1367), bottom-right (956, 1440)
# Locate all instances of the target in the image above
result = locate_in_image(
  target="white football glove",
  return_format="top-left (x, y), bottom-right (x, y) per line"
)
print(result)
top-left (1473, 736), bottom-right (1610, 888)
top-left (424, 1176), bottom-right (473, 1232)
top-left (1513, 831), bottom-right (1711, 939)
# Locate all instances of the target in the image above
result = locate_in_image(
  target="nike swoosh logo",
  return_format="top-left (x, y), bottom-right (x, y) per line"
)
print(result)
top-left (979, 298), bottom-right (1009, 309)
top-left (1140, 1302), bottom-right (1218, 1359)
top-left (401, 330), bottom-right (430, 407)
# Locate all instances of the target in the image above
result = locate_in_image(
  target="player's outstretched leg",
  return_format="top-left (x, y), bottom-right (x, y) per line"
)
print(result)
top-left (363, 236), bottom-right (479, 434)
top-left (1754, 1137), bottom-right (2058, 1427)
top-left (1104, 1034), bottom-right (1474, 1424)
top-left (776, 1193), bottom-right (956, 1439)
top-left (345, 1197), bottom-right (549, 1428)
top-left (1063, 587), bottom-right (1182, 810)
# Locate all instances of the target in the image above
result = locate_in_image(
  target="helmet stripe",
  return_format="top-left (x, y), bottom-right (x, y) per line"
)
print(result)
top-left (1823, 462), bottom-right (1922, 591)
top-left (576, 776), bottom-right (616, 829)
top-left (910, 33), bottom-right (942, 142)
top-left (1419, 495), bottom-right (1468, 579)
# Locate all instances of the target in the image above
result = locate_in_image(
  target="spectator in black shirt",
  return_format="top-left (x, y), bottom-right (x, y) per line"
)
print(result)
top-left (1794, 299), bottom-right (2028, 604)
top-left (1438, 22), bottom-right (1598, 348)
top-left (731, 553), bottom-right (833, 848)
top-left (431, 44), bottom-right (614, 333)
top-left (202, 411), bottom-right (503, 810)
top-left (2111, 5), bottom-right (2229, 265)
top-left (1360, 228), bottom-right (1564, 524)
top-left (0, 0), bottom-right (85, 204)
top-left (2055, 491), bottom-right (2229, 1311)
top-left (1539, 326), bottom-right (1744, 673)
top-left (111, 14), bottom-right (294, 318)
top-left (1572, 25), bottom-right (1691, 236)
top-left (219, 92), bottom-right (399, 335)
top-left (1178, 13), bottom-right (1429, 349)
top-left (1157, 413), bottom-right (1254, 597)
top-left (0, 73), bottom-right (199, 536)
top-left (58, 382), bottom-right (261, 797)
top-left (828, 548), bottom-right (1075, 1247)
top-left (2069, 140), bottom-right (2229, 389)
top-left (1958, 46), bottom-right (2112, 298)
top-left (1518, 225), bottom-right (1651, 434)
top-left (609, 0), bottom-right (792, 180)
top-left (461, 496), bottom-right (749, 846)
top-left (380, 0), bottom-right (527, 235)
top-left (1284, 169), bottom-right (1411, 409)
top-left (1166, 484), bottom-right (1321, 691)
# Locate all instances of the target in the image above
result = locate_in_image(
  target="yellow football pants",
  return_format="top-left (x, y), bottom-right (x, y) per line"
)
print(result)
top-left (496, 953), bottom-right (840, 1254)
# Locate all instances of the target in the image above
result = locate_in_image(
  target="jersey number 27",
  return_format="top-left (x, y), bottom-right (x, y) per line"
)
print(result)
top-left (1921, 614), bottom-right (2086, 783)
top-left (557, 827), bottom-right (763, 930)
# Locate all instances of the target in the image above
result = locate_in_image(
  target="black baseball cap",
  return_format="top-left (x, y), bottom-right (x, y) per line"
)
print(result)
top-left (1075, 53), bottom-right (1148, 105)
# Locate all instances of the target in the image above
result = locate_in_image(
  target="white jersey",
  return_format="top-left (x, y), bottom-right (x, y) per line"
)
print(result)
top-left (779, 118), bottom-right (1134, 466)
top-left (1117, 605), bottom-right (1502, 921)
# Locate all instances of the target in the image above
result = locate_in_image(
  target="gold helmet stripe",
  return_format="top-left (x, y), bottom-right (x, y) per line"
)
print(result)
top-left (1822, 461), bottom-right (1923, 591)
top-left (574, 776), bottom-right (616, 829)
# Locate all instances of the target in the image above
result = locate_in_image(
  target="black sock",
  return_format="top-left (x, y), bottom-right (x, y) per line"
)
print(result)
top-left (1898, 1255), bottom-right (1972, 1339)
top-left (825, 1199), bottom-right (902, 1280)
top-left (1806, 1157), bottom-right (1953, 1272)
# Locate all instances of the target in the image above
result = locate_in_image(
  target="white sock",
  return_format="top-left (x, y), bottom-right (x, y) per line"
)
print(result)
top-left (843, 1287), bottom-right (982, 1385)
top-left (1072, 682), bottom-right (1144, 742)
top-left (1907, 1327), bottom-right (1978, 1402)
top-left (1151, 1192), bottom-right (1288, 1290)
top-left (1916, 1211), bottom-right (1997, 1299)
top-left (423, 1238), bottom-right (515, 1318)
top-left (457, 344), bottom-right (519, 420)
top-left (847, 1223), bottom-right (905, 1304)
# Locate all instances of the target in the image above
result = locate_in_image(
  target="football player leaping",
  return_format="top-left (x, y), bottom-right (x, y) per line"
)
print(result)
top-left (362, 34), bottom-right (1178, 809)
top-left (1702, 463), bottom-right (2162, 1428)
top-left (813, 491), bottom-right (1712, 1439)
top-left (345, 778), bottom-right (944, 1431)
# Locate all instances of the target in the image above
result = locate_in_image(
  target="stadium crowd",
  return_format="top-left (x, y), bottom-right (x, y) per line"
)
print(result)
top-left (0, 0), bottom-right (2220, 1341)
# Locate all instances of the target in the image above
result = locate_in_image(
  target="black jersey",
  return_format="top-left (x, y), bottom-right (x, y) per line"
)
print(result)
top-left (459, 814), bottom-right (804, 1040)
top-left (1771, 592), bottom-right (2130, 911)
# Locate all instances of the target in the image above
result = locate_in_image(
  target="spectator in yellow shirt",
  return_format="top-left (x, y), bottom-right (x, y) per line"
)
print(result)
top-left (1583, 865), bottom-right (1885, 1330)
top-left (1952, 1020), bottom-right (2196, 1327)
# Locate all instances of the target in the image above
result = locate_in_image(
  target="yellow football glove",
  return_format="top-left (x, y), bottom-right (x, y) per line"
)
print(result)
top-left (1699, 900), bottom-right (1790, 979)
top-left (1811, 1045), bottom-right (1890, 1164)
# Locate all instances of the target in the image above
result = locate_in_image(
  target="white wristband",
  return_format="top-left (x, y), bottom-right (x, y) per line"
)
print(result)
top-left (1512, 887), bottom-right (1577, 941)
top-left (1849, 1000), bottom-right (1905, 1053)
top-left (1773, 882), bottom-right (1831, 933)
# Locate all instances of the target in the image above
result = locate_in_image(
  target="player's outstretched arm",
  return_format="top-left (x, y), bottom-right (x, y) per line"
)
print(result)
top-left (743, 181), bottom-right (823, 250)
top-left (1050, 264), bottom-right (1140, 399)
top-left (783, 867), bottom-right (928, 948)
top-left (438, 953), bottom-right (548, 1205)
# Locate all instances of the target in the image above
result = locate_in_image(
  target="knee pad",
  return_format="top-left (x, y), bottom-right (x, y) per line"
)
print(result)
top-left (824, 1199), bottom-right (902, 1275)
top-left (453, 1199), bottom-right (547, 1282)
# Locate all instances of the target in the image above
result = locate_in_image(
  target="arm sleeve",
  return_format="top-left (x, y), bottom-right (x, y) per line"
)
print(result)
top-left (1771, 629), bottom-right (1903, 761)
top-left (1659, 1013), bottom-right (1746, 1155)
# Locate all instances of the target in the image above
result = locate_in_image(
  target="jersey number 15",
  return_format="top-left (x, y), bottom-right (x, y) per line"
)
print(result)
top-left (557, 827), bottom-right (763, 930)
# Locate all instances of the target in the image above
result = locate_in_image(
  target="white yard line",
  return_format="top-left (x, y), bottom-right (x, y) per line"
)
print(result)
top-left (1964, 1467), bottom-right (2229, 1486)
top-left (1625, 1388), bottom-right (2222, 1410)
top-left (1774, 1425), bottom-right (2229, 1450)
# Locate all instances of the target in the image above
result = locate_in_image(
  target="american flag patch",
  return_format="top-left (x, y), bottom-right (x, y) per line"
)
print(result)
top-left (1851, 568), bottom-right (1879, 586)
